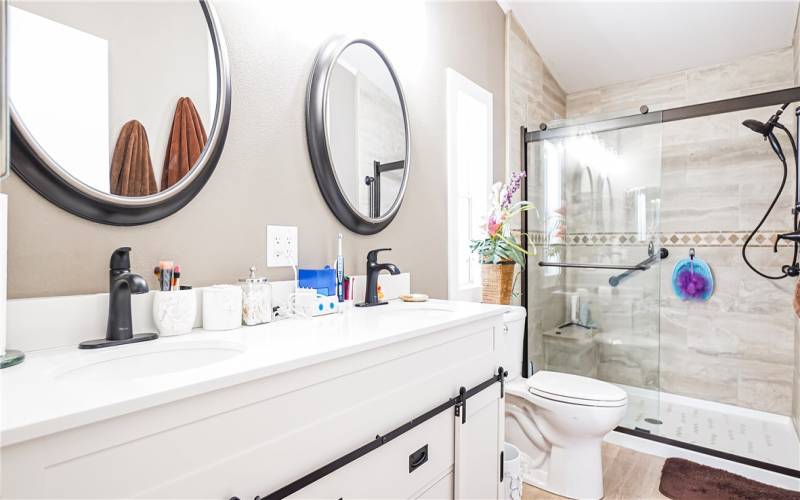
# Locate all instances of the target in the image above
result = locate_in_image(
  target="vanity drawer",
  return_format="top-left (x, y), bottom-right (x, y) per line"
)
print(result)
top-left (289, 409), bottom-right (454, 499)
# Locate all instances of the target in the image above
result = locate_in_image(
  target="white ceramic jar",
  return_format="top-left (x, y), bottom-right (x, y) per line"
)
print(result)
top-left (152, 289), bottom-right (197, 336)
top-left (202, 285), bottom-right (242, 331)
top-left (239, 267), bottom-right (272, 326)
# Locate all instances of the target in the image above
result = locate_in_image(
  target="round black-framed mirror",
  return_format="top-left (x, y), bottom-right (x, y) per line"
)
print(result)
top-left (306, 37), bottom-right (411, 235)
top-left (8, 0), bottom-right (231, 226)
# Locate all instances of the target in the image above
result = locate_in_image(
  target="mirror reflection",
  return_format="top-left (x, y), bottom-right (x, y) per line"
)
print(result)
top-left (326, 42), bottom-right (407, 219)
top-left (8, 1), bottom-right (217, 197)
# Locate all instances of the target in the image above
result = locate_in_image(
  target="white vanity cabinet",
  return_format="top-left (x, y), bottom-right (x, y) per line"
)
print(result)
top-left (1, 307), bottom-right (506, 499)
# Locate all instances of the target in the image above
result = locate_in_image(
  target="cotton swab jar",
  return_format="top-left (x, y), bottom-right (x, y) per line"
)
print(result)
top-left (239, 266), bottom-right (272, 326)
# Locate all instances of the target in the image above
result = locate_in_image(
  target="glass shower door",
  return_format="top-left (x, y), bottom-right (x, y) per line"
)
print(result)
top-left (526, 122), bottom-right (664, 433)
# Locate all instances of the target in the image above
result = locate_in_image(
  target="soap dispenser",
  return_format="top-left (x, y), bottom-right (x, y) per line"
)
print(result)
top-left (239, 266), bottom-right (272, 325)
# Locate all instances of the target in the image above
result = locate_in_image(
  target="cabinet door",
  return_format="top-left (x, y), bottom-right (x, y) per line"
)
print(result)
top-left (454, 384), bottom-right (503, 499)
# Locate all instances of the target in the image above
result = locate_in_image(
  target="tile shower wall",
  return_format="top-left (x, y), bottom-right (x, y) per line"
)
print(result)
top-left (506, 14), bottom-right (566, 371)
top-left (565, 48), bottom-right (797, 415)
top-left (794, 9), bottom-right (800, 439)
top-left (794, 314), bottom-right (799, 437)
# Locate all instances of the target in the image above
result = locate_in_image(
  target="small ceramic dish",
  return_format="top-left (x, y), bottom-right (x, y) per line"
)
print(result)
top-left (399, 293), bottom-right (429, 302)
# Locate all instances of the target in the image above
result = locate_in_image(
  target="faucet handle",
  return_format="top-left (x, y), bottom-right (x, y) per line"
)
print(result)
top-left (110, 247), bottom-right (132, 271)
top-left (367, 248), bottom-right (392, 263)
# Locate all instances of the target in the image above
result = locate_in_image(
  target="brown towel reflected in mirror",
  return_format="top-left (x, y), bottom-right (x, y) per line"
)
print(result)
top-left (161, 97), bottom-right (208, 191)
top-left (110, 120), bottom-right (158, 197)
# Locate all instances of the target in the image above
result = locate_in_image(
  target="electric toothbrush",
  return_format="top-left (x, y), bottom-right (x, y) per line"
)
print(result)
top-left (336, 233), bottom-right (344, 302)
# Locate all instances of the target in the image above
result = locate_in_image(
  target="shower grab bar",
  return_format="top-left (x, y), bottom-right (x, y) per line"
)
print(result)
top-left (608, 243), bottom-right (669, 287)
top-left (537, 243), bottom-right (668, 279)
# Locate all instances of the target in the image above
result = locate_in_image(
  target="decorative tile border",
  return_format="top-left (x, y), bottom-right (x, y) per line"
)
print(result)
top-left (563, 231), bottom-right (793, 248)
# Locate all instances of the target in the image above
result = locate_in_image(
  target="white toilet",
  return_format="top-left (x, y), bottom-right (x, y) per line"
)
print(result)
top-left (501, 306), bottom-right (627, 500)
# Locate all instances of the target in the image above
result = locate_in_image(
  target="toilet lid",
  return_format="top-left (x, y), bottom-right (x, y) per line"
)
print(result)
top-left (527, 371), bottom-right (627, 407)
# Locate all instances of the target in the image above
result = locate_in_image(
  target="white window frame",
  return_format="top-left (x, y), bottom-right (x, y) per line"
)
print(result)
top-left (446, 68), bottom-right (493, 302)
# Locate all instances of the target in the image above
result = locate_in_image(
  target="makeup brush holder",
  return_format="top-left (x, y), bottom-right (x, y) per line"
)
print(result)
top-left (152, 290), bottom-right (197, 336)
top-left (202, 285), bottom-right (243, 331)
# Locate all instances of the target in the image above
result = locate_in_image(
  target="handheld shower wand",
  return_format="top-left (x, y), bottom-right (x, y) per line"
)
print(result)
top-left (741, 103), bottom-right (800, 279)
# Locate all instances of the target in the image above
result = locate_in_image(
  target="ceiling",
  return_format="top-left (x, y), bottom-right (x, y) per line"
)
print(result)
top-left (502, 1), bottom-right (800, 93)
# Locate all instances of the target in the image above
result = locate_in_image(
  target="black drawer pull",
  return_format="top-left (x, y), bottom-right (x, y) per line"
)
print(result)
top-left (409, 444), bottom-right (428, 473)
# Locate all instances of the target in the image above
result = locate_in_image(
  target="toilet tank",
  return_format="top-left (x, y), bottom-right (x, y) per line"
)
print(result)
top-left (501, 306), bottom-right (527, 380)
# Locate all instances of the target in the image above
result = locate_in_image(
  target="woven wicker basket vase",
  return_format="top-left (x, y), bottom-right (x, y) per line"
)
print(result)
top-left (481, 261), bottom-right (515, 304)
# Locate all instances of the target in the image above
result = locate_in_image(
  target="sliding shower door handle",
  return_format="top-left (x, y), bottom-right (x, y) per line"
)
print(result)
top-left (537, 262), bottom-right (649, 271)
top-left (608, 246), bottom-right (669, 287)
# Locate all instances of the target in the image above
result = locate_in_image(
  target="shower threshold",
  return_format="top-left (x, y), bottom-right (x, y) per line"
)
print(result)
top-left (612, 384), bottom-right (800, 486)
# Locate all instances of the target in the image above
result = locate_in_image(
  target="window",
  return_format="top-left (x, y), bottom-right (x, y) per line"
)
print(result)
top-left (446, 69), bottom-right (493, 301)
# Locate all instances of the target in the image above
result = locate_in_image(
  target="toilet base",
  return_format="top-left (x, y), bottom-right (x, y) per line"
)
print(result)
top-left (531, 442), bottom-right (603, 500)
top-left (511, 418), bottom-right (605, 500)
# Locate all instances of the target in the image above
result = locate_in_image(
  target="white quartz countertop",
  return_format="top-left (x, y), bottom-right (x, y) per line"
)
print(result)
top-left (0, 300), bottom-right (506, 447)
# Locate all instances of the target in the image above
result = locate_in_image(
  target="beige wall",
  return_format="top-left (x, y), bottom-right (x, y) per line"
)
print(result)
top-left (560, 48), bottom-right (798, 415)
top-left (2, 0), bottom-right (507, 299)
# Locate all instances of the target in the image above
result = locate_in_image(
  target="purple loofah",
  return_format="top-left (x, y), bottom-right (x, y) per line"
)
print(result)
top-left (676, 268), bottom-right (708, 298)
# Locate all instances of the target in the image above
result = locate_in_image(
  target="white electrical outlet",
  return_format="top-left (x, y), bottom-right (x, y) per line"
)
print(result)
top-left (267, 225), bottom-right (298, 267)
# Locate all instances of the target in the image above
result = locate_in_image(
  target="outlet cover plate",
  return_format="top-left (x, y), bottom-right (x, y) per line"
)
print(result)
top-left (267, 225), bottom-right (298, 267)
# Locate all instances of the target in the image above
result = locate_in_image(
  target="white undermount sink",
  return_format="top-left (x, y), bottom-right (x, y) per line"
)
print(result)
top-left (50, 339), bottom-right (246, 382)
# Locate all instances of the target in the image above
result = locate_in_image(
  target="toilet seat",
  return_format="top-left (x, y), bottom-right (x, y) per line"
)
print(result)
top-left (527, 371), bottom-right (627, 408)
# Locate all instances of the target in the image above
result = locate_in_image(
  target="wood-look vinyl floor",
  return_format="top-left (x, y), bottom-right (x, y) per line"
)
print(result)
top-left (522, 443), bottom-right (668, 500)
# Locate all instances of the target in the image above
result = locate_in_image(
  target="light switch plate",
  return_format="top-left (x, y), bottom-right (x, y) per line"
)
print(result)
top-left (267, 225), bottom-right (298, 267)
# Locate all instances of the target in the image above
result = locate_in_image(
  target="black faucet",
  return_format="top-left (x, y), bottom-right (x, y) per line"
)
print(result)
top-left (357, 248), bottom-right (401, 307)
top-left (79, 247), bottom-right (158, 349)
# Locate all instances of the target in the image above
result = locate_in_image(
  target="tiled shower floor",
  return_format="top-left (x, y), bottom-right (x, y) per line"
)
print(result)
top-left (619, 385), bottom-right (800, 471)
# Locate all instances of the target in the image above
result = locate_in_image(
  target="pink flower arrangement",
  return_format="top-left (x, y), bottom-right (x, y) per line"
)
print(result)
top-left (470, 172), bottom-right (536, 267)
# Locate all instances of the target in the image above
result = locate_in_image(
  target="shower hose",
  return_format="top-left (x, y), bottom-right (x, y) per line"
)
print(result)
top-left (742, 104), bottom-right (800, 279)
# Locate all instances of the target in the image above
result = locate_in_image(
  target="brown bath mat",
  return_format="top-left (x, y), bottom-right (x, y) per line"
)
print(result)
top-left (659, 457), bottom-right (800, 500)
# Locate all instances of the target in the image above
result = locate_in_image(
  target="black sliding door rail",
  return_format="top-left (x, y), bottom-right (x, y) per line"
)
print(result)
top-left (526, 86), bottom-right (800, 143)
top-left (232, 367), bottom-right (507, 500)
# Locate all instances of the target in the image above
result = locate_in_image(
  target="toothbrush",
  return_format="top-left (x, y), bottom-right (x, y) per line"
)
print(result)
top-left (336, 233), bottom-right (344, 302)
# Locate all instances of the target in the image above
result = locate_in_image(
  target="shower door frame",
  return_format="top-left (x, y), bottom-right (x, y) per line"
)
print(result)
top-left (520, 85), bottom-right (800, 479)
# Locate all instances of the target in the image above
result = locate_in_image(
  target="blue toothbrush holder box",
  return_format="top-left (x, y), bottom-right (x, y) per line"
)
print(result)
top-left (298, 267), bottom-right (337, 297)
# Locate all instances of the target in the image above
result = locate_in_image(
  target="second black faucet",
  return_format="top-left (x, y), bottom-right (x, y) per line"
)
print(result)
top-left (357, 248), bottom-right (401, 307)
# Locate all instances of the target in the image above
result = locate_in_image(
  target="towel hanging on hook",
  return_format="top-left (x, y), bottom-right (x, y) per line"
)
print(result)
top-left (161, 97), bottom-right (208, 191)
top-left (672, 247), bottom-right (714, 301)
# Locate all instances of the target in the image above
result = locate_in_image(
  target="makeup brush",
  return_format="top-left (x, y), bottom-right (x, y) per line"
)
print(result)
top-left (159, 261), bottom-right (174, 291)
top-left (173, 265), bottom-right (181, 291)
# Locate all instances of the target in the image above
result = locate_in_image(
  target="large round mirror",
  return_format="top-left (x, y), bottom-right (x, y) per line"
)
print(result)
top-left (8, 0), bottom-right (230, 225)
top-left (306, 37), bottom-right (410, 235)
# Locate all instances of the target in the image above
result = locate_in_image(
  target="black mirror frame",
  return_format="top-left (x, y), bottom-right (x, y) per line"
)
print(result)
top-left (305, 37), bottom-right (411, 235)
top-left (8, 0), bottom-right (231, 226)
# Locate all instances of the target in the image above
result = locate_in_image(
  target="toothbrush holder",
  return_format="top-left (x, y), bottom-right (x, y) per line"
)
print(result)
top-left (152, 289), bottom-right (197, 336)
